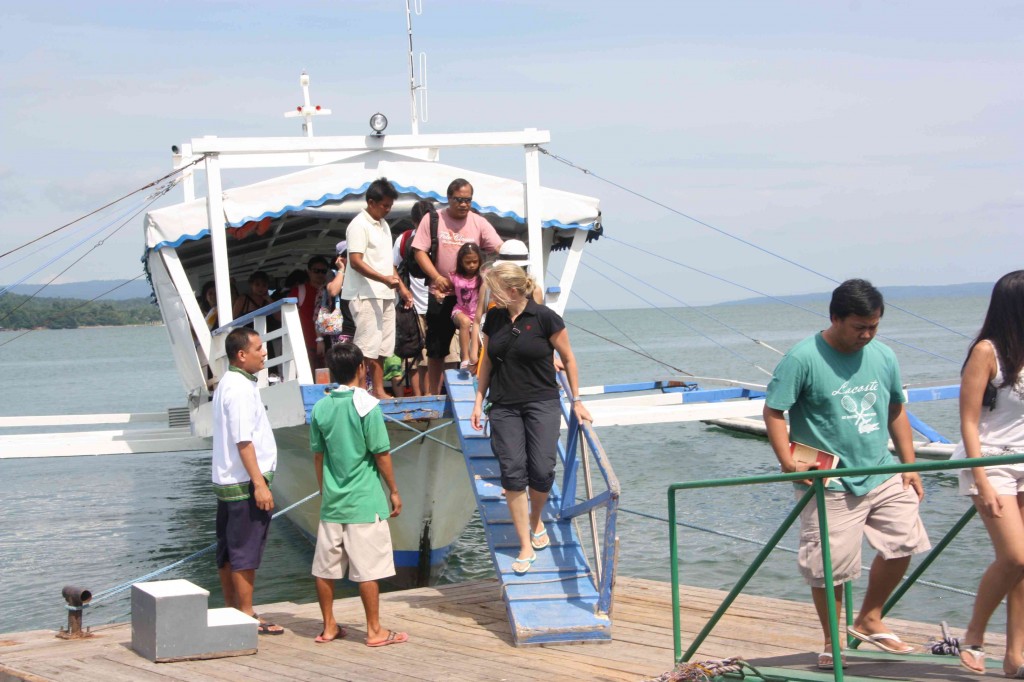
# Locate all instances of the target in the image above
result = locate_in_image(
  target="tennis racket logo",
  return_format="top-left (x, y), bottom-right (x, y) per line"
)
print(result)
top-left (841, 392), bottom-right (879, 434)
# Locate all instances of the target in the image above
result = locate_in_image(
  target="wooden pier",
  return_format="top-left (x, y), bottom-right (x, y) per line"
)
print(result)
top-left (0, 577), bottom-right (1000, 681)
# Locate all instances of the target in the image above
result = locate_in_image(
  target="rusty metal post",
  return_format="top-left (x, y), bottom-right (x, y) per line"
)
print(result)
top-left (57, 586), bottom-right (93, 640)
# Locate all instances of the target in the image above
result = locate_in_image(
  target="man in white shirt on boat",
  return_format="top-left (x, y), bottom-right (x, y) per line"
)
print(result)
top-left (341, 177), bottom-right (413, 399)
top-left (412, 178), bottom-right (503, 394)
top-left (763, 279), bottom-right (929, 669)
top-left (211, 327), bottom-right (283, 635)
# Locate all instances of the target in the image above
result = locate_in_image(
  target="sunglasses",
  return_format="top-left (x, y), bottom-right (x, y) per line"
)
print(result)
top-left (450, 196), bottom-right (473, 205)
top-left (311, 268), bottom-right (328, 274)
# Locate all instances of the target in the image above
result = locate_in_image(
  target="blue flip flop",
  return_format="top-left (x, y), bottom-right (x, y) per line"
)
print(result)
top-left (531, 527), bottom-right (550, 550)
top-left (512, 554), bottom-right (537, 575)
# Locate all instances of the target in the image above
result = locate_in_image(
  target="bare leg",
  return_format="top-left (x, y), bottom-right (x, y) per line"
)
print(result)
top-left (811, 584), bottom-right (844, 647)
top-left (851, 554), bottom-right (910, 635)
top-left (229, 568), bottom-right (256, 616)
top-left (427, 357), bottom-right (444, 395)
top-left (454, 313), bottom-right (471, 365)
top-left (367, 357), bottom-right (386, 399)
top-left (218, 563), bottom-right (236, 608)
top-left (360, 580), bottom-right (383, 641)
top-left (528, 488), bottom-right (550, 537)
top-left (315, 577), bottom-right (344, 640)
top-left (413, 366), bottom-right (427, 396)
top-left (506, 489), bottom-right (533, 563)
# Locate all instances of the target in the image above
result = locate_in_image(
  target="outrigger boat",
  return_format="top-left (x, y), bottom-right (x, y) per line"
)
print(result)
top-left (142, 74), bottom-right (604, 586)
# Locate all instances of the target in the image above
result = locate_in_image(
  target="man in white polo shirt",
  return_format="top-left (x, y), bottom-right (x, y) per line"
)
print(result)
top-left (212, 327), bottom-right (282, 634)
top-left (342, 177), bottom-right (413, 398)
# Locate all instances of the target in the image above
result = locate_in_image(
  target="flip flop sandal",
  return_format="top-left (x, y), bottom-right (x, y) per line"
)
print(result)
top-left (512, 554), bottom-right (537, 575)
top-left (366, 630), bottom-right (409, 647)
top-left (314, 624), bottom-right (347, 643)
top-left (846, 625), bottom-right (914, 654)
top-left (531, 527), bottom-right (550, 550)
top-left (818, 651), bottom-right (846, 670)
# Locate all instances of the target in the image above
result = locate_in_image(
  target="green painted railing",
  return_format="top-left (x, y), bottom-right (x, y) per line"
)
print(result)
top-left (668, 452), bottom-right (1024, 682)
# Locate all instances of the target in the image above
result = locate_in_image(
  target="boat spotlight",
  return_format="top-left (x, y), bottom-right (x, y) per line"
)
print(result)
top-left (369, 112), bottom-right (388, 135)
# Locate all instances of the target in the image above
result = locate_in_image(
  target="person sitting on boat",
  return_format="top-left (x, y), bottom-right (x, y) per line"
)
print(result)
top-left (232, 271), bottom-right (274, 318)
top-left (211, 327), bottom-right (283, 635)
top-left (763, 278), bottom-right (930, 670)
top-left (291, 255), bottom-right (331, 370)
top-left (411, 178), bottom-right (503, 394)
top-left (309, 342), bottom-right (408, 647)
top-left (469, 262), bottom-right (591, 575)
top-left (950, 270), bottom-right (1024, 676)
top-left (340, 177), bottom-right (413, 399)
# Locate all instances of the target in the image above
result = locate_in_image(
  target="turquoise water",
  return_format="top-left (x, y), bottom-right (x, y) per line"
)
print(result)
top-left (0, 295), bottom-right (997, 637)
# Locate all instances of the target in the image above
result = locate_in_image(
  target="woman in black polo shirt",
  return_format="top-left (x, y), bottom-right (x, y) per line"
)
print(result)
top-left (469, 262), bottom-right (592, 575)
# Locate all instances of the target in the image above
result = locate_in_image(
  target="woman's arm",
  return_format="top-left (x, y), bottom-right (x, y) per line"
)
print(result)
top-left (470, 282), bottom-right (489, 362)
top-left (470, 335), bottom-right (492, 431)
top-left (326, 265), bottom-right (344, 297)
top-left (961, 340), bottom-right (999, 514)
top-left (550, 328), bottom-right (592, 423)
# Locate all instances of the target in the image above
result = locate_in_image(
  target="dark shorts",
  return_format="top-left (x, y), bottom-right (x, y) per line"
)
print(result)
top-left (425, 295), bottom-right (457, 359)
top-left (215, 489), bottom-right (272, 571)
top-left (489, 399), bottom-right (562, 493)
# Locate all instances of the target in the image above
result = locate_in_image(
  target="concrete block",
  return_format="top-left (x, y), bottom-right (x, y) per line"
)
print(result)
top-left (131, 579), bottom-right (257, 662)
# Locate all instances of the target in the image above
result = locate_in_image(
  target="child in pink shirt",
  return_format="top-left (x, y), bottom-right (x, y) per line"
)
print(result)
top-left (450, 242), bottom-right (482, 370)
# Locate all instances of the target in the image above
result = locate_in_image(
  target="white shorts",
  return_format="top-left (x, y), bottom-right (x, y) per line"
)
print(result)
top-left (349, 298), bottom-right (396, 359)
top-left (959, 457), bottom-right (1024, 496)
top-left (312, 517), bottom-right (395, 583)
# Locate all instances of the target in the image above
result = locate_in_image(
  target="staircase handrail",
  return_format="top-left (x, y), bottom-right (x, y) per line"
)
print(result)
top-left (208, 298), bottom-right (313, 385)
top-left (556, 371), bottom-right (620, 615)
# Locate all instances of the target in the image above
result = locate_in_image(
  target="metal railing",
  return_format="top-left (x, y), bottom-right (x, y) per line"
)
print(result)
top-left (668, 452), bottom-right (1024, 682)
top-left (210, 297), bottom-right (313, 385)
top-left (556, 372), bottom-right (621, 615)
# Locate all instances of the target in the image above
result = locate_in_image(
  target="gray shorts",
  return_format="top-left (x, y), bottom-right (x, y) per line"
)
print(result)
top-left (797, 474), bottom-right (931, 587)
top-left (489, 399), bottom-right (562, 493)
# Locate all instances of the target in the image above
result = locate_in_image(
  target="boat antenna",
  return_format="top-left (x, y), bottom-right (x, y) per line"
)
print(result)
top-left (284, 71), bottom-right (332, 137)
top-left (405, 0), bottom-right (428, 134)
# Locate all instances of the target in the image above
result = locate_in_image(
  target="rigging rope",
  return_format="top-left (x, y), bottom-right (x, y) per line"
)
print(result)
top-left (539, 147), bottom-right (971, 341)
top-left (0, 183), bottom-right (174, 327)
top-left (601, 234), bottom-right (961, 366)
top-left (0, 156), bottom-right (204, 261)
top-left (583, 254), bottom-right (776, 377)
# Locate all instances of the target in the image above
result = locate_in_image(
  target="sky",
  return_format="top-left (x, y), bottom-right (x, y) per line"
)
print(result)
top-left (1, 1), bottom-right (1021, 309)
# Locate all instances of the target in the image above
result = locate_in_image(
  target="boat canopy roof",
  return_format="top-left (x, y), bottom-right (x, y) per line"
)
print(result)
top-left (144, 150), bottom-right (602, 252)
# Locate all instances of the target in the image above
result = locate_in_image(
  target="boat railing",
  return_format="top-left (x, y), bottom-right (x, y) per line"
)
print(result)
top-left (667, 452), bottom-right (1024, 681)
top-left (210, 297), bottom-right (313, 386)
top-left (556, 371), bottom-right (621, 615)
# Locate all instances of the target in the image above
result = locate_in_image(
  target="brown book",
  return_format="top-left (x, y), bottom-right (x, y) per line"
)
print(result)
top-left (790, 441), bottom-right (840, 486)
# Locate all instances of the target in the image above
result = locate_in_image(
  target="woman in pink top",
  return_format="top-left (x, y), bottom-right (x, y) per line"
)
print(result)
top-left (450, 242), bottom-right (482, 370)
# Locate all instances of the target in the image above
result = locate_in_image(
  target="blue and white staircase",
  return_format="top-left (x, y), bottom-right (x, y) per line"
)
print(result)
top-left (444, 370), bottom-right (612, 645)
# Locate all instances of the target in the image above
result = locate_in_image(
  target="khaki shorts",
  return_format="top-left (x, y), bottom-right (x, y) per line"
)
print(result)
top-left (958, 453), bottom-right (1024, 496)
top-left (797, 474), bottom-right (930, 588)
top-left (311, 517), bottom-right (396, 583)
top-left (350, 298), bottom-right (396, 359)
top-left (413, 314), bottom-right (459, 367)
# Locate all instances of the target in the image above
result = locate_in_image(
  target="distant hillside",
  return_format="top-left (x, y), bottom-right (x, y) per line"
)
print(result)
top-left (0, 293), bottom-right (161, 330)
top-left (722, 281), bottom-right (994, 306)
top-left (1, 280), bottom-right (153, 301)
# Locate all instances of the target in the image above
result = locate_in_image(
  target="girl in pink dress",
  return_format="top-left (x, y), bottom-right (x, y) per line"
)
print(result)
top-left (450, 242), bottom-right (482, 370)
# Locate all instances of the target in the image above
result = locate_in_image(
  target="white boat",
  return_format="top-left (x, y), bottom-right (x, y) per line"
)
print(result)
top-left (141, 76), bottom-right (603, 585)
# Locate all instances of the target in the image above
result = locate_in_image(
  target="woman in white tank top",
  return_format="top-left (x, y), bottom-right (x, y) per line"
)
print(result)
top-left (954, 270), bottom-right (1024, 676)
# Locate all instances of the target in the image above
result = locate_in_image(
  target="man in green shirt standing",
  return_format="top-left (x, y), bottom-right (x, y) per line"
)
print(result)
top-left (309, 342), bottom-right (408, 647)
top-left (764, 279), bottom-right (930, 669)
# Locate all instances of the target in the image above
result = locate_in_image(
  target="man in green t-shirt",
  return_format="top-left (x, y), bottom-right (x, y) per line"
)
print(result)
top-left (309, 342), bottom-right (408, 647)
top-left (764, 279), bottom-right (930, 669)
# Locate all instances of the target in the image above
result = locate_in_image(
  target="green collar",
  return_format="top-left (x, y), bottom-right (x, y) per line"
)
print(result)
top-left (228, 365), bottom-right (257, 382)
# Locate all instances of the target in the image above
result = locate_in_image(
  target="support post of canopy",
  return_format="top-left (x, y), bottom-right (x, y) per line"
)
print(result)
top-left (523, 137), bottom-right (544, 278)
top-left (548, 228), bottom-right (587, 316)
top-left (204, 152), bottom-right (233, 330)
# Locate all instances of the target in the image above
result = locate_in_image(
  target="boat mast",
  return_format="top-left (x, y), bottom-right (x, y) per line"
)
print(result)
top-left (284, 72), bottom-right (332, 137)
top-left (406, 0), bottom-right (427, 134)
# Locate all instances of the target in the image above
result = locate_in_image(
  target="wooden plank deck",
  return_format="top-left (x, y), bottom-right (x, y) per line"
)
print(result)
top-left (0, 577), bottom-right (1003, 681)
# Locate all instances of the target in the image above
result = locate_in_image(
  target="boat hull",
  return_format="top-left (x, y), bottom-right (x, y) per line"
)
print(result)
top-left (271, 418), bottom-right (476, 587)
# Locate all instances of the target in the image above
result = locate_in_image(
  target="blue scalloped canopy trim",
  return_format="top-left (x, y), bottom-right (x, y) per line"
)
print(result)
top-left (149, 179), bottom-right (597, 253)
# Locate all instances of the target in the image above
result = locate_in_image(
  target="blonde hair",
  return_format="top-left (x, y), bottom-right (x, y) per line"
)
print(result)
top-left (484, 261), bottom-right (536, 306)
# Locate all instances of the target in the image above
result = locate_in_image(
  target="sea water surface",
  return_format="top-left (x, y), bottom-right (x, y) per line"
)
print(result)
top-left (0, 295), bottom-right (996, 637)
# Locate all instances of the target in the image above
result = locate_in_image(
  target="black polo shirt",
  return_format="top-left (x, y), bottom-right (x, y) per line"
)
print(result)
top-left (482, 299), bottom-right (565, 405)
